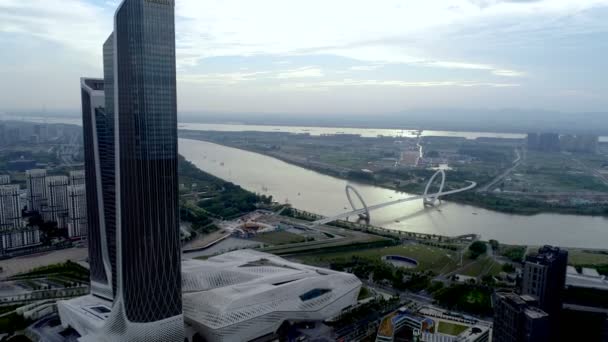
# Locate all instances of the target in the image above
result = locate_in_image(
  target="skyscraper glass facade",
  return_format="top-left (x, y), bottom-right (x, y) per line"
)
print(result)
top-left (115, 0), bottom-right (181, 323)
top-left (80, 79), bottom-right (110, 295)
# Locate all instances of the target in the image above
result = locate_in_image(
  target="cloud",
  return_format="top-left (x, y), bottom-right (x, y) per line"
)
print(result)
top-left (178, 71), bottom-right (272, 84)
top-left (283, 79), bottom-right (520, 90)
top-left (275, 67), bottom-right (324, 79)
top-left (0, 0), bottom-right (606, 112)
top-left (350, 65), bottom-right (385, 71)
top-left (492, 69), bottom-right (526, 77)
top-left (0, 0), bottom-right (110, 64)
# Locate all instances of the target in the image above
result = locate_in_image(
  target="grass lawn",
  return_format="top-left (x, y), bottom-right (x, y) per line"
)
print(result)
top-left (459, 257), bottom-right (502, 277)
top-left (10, 261), bottom-right (89, 282)
top-left (357, 287), bottom-right (373, 300)
top-left (437, 321), bottom-right (469, 336)
top-left (568, 250), bottom-right (608, 265)
top-left (251, 231), bottom-right (307, 245)
top-left (300, 244), bottom-right (459, 274)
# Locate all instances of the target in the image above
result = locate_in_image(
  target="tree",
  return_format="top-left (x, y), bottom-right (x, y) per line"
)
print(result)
top-left (469, 241), bottom-right (488, 259)
top-left (502, 263), bottom-right (515, 273)
top-left (489, 239), bottom-right (499, 251)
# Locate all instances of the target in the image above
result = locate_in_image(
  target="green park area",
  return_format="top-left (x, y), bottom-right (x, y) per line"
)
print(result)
top-left (434, 284), bottom-right (493, 316)
top-left (567, 249), bottom-right (608, 276)
top-left (252, 231), bottom-right (307, 245)
top-left (458, 256), bottom-right (502, 277)
top-left (9, 261), bottom-right (89, 283)
top-left (437, 321), bottom-right (469, 336)
top-left (300, 244), bottom-right (459, 274)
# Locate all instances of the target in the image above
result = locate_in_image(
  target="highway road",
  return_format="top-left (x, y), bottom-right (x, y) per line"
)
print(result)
top-left (478, 148), bottom-right (523, 192)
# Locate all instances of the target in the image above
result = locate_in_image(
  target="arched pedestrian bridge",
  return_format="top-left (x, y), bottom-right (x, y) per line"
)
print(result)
top-left (311, 169), bottom-right (476, 227)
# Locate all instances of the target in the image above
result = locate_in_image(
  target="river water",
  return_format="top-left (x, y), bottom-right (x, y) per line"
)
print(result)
top-left (178, 123), bottom-right (608, 142)
top-left (179, 138), bottom-right (608, 249)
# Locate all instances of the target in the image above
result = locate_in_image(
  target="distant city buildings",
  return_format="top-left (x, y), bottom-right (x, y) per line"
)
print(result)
top-left (526, 132), bottom-right (598, 154)
top-left (560, 134), bottom-right (598, 154)
top-left (492, 292), bottom-right (549, 342)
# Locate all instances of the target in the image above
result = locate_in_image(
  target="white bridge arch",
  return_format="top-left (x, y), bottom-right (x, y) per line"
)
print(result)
top-left (312, 170), bottom-right (476, 226)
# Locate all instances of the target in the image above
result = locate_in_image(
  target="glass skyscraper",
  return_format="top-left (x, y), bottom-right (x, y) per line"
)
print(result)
top-left (112, 0), bottom-right (183, 339)
top-left (71, 1), bottom-right (183, 340)
top-left (80, 77), bottom-right (114, 300)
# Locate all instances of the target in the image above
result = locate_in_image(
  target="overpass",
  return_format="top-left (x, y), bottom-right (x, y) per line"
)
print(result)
top-left (311, 169), bottom-right (476, 226)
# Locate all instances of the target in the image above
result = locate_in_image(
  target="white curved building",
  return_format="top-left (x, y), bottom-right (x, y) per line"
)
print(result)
top-left (182, 250), bottom-right (361, 342)
top-left (59, 250), bottom-right (361, 342)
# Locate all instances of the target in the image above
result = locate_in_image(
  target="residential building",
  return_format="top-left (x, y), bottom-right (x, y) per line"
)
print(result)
top-left (0, 175), bottom-right (10, 185)
top-left (0, 184), bottom-right (40, 254)
top-left (0, 123), bottom-right (5, 145)
top-left (538, 133), bottom-right (560, 152)
top-left (34, 124), bottom-right (48, 143)
top-left (25, 169), bottom-right (47, 213)
top-left (521, 245), bottom-right (568, 318)
top-left (69, 170), bottom-right (86, 185)
top-left (375, 307), bottom-right (491, 342)
top-left (67, 185), bottom-right (87, 238)
top-left (0, 229), bottom-right (41, 254)
top-left (492, 292), bottom-right (549, 342)
top-left (0, 184), bottom-right (23, 231)
top-left (526, 133), bottom-right (539, 150)
top-left (560, 134), bottom-right (598, 154)
top-left (43, 176), bottom-right (69, 228)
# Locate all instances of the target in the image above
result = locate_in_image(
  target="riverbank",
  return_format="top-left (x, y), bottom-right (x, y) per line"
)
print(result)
top-left (179, 134), bottom-right (608, 217)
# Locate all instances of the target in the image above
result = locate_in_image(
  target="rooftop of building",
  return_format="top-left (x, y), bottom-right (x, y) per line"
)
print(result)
top-left (524, 306), bottom-right (549, 320)
top-left (59, 250), bottom-right (361, 341)
top-left (181, 249), bottom-right (361, 330)
top-left (525, 245), bottom-right (568, 265)
top-left (495, 291), bottom-right (528, 306)
top-left (82, 78), bottom-right (104, 92)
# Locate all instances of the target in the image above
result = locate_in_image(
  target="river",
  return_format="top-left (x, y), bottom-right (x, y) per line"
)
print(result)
top-left (179, 138), bottom-right (608, 249)
top-left (178, 122), bottom-right (608, 142)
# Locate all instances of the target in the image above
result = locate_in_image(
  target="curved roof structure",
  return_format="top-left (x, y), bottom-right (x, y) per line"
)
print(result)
top-left (182, 250), bottom-right (361, 342)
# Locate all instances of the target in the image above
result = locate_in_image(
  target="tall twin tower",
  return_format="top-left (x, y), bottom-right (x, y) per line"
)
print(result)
top-left (70, 0), bottom-right (183, 340)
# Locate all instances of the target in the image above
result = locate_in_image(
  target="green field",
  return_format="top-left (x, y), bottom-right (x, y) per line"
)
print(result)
top-left (300, 244), bottom-right (459, 274)
top-left (459, 257), bottom-right (502, 277)
top-left (252, 231), bottom-right (307, 245)
top-left (568, 250), bottom-right (608, 265)
top-left (437, 321), bottom-right (469, 336)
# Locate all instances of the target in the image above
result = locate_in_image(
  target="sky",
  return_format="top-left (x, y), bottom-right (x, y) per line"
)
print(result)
top-left (0, 0), bottom-right (607, 115)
